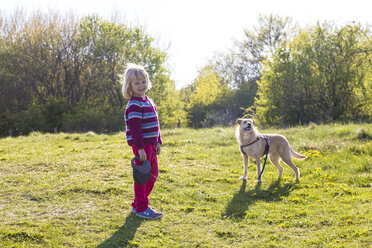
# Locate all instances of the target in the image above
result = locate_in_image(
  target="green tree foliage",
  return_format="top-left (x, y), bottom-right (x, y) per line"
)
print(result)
top-left (209, 14), bottom-right (292, 122)
top-left (157, 85), bottom-right (186, 128)
top-left (0, 11), bottom-right (182, 135)
top-left (186, 66), bottom-right (224, 127)
top-left (256, 22), bottom-right (372, 125)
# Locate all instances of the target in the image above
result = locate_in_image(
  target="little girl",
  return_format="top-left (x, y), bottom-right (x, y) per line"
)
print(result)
top-left (121, 63), bottom-right (163, 220)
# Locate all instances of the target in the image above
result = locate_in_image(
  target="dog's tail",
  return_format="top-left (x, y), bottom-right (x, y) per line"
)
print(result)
top-left (290, 147), bottom-right (307, 160)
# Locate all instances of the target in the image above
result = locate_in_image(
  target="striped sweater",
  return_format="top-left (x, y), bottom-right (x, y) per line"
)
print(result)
top-left (124, 96), bottom-right (162, 149)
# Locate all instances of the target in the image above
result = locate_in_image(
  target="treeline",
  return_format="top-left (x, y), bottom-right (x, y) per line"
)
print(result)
top-left (0, 10), bottom-right (184, 136)
top-left (185, 15), bottom-right (371, 127)
top-left (0, 12), bottom-right (371, 136)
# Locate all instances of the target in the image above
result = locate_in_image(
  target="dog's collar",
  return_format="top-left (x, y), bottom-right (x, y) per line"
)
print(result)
top-left (240, 137), bottom-right (260, 149)
top-left (240, 136), bottom-right (270, 157)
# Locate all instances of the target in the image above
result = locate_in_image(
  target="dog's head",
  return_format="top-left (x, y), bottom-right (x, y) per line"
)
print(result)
top-left (236, 118), bottom-right (255, 132)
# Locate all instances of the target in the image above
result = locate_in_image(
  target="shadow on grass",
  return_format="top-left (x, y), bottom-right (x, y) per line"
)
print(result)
top-left (96, 214), bottom-right (144, 248)
top-left (223, 179), bottom-right (298, 221)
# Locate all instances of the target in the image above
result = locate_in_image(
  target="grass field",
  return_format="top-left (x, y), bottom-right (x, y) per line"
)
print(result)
top-left (0, 123), bottom-right (371, 247)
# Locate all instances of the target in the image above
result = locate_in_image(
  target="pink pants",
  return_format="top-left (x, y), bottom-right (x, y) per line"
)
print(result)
top-left (131, 144), bottom-right (158, 213)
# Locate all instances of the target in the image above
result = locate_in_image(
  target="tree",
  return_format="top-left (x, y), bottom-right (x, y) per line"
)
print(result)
top-left (0, 11), bottom-right (179, 134)
top-left (209, 14), bottom-right (293, 122)
top-left (186, 66), bottom-right (223, 127)
top-left (255, 22), bottom-right (372, 125)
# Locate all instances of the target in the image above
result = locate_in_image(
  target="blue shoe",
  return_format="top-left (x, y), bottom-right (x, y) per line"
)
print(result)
top-left (136, 207), bottom-right (163, 220)
top-left (130, 207), bottom-right (136, 214)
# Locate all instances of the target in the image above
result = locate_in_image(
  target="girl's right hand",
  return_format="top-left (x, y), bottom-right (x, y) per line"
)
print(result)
top-left (138, 149), bottom-right (147, 161)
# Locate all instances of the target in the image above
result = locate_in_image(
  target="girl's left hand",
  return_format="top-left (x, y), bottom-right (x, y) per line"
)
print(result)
top-left (155, 143), bottom-right (161, 155)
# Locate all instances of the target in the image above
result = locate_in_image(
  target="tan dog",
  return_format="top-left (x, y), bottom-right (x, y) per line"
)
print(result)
top-left (235, 119), bottom-right (306, 181)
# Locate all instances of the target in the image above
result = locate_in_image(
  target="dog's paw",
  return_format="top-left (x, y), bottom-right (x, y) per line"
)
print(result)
top-left (239, 176), bottom-right (247, 180)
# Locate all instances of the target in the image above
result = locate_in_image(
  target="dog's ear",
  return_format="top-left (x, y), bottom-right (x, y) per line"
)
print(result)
top-left (251, 119), bottom-right (255, 125)
top-left (236, 119), bottom-right (242, 125)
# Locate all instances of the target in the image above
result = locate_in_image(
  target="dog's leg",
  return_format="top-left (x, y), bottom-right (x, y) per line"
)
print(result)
top-left (269, 153), bottom-right (283, 178)
top-left (255, 156), bottom-right (262, 182)
top-left (240, 154), bottom-right (248, 180)
top-left (281, 152), bottom-right (300, 181)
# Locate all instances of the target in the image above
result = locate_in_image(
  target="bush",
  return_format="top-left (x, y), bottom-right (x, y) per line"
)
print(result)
top-left (13, 104), bottom-right (48, 134)
top-left (9, 102), bottom-right (124, 135)
top-left (62, 106), bottom-right (123, 133)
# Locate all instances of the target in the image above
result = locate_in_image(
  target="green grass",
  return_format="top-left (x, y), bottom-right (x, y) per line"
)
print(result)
top-left (0, 123), bottom-right (371, 247)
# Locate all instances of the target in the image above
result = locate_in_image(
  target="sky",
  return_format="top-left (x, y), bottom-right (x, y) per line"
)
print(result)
top-left (1, 0), bottom-right (371, 89)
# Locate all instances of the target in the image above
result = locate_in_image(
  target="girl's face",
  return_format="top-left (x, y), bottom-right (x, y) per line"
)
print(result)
top-left (131, 78), bottom-right (148, 98)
